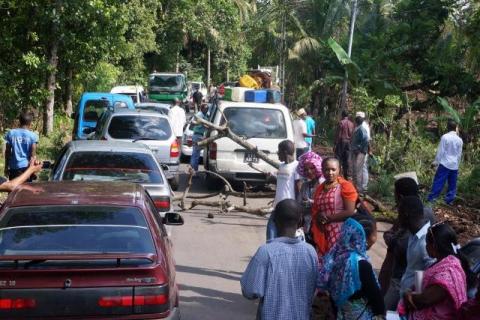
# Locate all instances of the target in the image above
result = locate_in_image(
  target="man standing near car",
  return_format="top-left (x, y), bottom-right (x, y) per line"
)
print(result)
top-left (193, 88), bottom-right (203, 113)
top-left (168, 98), bottom-right (186, 147)
top-left (293, 108), bottom-right (315, 159)
top-left (4, 111), bottom-right (38, 182)
top-left (190, 103), bottom-right (209, 173)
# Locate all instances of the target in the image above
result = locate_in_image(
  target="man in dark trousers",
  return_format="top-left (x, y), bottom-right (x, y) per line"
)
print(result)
top-left (192, 89), bottom-right (203, 113)
top-left (335, 110), bottom-right (354, 178)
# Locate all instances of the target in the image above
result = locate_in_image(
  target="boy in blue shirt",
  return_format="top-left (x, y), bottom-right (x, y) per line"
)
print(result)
top-left (4, 112), bottom-right (38, 181)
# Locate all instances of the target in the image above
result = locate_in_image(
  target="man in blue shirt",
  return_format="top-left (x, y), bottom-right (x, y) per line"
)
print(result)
top-left (190, 103), bottom-right (209, 172)
top-left (241, 199), bottom-right (318, 320)
top-left (305, 112), bottom-right (316, 151)
top-left (4, 112), bottom-right (38, 181)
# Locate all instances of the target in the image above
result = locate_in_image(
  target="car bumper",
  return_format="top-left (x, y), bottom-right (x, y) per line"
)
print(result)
top-left (181, 145), bottom-right (204, 157)
top-left (163, 307), bottom-right (180, 320)
top-left (208, 164), bottom-right (269, 183)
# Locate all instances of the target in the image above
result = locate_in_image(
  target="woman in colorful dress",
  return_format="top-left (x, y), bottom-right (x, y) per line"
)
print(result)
top-left (311, 157), bottom-right (357, 255)
top-left (296, 151), bottom-right (324, 242)
top-left (402, 223), bottom-right (468, 320)
top-left (317, 215), bottom-right (385, 319)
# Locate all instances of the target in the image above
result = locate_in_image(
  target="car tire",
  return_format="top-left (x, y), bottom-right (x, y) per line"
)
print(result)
top-left (169, 175), bottom-right (180, 191)
top-left (205, 173), bottom-right (222, 191)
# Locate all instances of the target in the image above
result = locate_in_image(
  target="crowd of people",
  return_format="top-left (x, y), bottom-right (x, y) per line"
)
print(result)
top-left (241, 111), bottom-right (477, 320)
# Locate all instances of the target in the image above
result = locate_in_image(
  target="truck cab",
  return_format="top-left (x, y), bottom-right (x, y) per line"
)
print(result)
top-left (148, 73), bottom-right (188, 103)
top-left (72, 92), bottom-right (135, 140)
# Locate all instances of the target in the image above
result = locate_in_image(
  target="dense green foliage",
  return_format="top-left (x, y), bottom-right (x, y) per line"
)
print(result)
top-left (0, 0), bottom-right (478, 204)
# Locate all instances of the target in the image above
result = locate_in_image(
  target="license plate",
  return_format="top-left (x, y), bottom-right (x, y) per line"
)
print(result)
top-left (243, 152), bottom-right (259, 163)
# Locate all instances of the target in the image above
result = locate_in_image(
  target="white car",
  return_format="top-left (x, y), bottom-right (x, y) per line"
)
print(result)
top-left (180, 118), bottom-right (204, 162)
top-left (203, 101), bottom-right (294, 189)
top-left (111, 85), bottom-right (146, 103)
top-left (135, 102), bottom-right (171, 115)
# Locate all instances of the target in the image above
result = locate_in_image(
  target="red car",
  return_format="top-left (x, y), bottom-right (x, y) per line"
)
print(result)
top-left (0, 181), bottom-right (182, 319)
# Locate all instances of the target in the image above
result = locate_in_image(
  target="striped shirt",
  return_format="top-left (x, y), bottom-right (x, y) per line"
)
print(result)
top-left (240, 237), bottom-right (318, 320)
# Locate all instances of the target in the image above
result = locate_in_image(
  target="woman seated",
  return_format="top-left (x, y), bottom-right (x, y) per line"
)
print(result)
top-left (402, 223), bottom-right (468, 319)
top-left (317, 215), bottom-right (386, 319)
top-left (311, 157), bottom-right (357, 256)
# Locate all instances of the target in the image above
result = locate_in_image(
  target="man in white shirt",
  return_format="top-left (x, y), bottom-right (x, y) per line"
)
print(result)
top-left (293, 108), bottom-right (315, 159)
top-left (427, 119), bottom-right (463, 204)
top-left (266, 140), bottom-right (300, 240)
top-left (168, 98), bottom-right (187, 146)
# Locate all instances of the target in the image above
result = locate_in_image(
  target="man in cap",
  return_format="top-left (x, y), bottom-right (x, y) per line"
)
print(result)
top-left (293, 108), bottom-right (316, 159)
top-left (190, 102), bottom-right (209, 173)
top-left (351, 111), bottom-right (369, 194)
top-left (168, 98), bottom-right (186, 147)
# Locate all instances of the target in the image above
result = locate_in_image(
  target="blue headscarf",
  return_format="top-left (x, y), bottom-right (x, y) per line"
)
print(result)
top-left (317, 218), bottom-right (369, 307)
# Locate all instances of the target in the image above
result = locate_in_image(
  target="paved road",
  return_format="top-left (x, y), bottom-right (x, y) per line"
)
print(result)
top-left (171, 165), bottom-right (389, 320)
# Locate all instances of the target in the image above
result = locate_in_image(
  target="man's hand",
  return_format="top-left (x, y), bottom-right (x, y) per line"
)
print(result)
top-left (28, 157), bottom-right (43, 174)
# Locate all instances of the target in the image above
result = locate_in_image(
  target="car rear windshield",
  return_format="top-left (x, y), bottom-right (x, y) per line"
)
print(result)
top-left (222, 107), bottom-right (287, 139)
top-left (149, 75), bottom-right (185, 92)
top-left (0, 206), bottom-right (155, 256)
top-left (108, 115), bottom-right (172, 140)
top-left (62, 151), bottom-right (163, 183)
top-left (83, 100), bottom-right (109, 122)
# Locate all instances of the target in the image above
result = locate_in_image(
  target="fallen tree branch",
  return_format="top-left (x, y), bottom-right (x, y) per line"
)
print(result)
top-left (363, 194), bottom-right (388, 213)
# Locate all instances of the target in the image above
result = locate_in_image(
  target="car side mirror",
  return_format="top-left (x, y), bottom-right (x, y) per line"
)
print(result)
top-left (71, 112), bottom-right (76, 119)
top-left (83, 127), bottom-right (95, 134)
top-left (160, 164), bottom-right (169, 171)
top-left (162, 212), bottom-right (184, 226)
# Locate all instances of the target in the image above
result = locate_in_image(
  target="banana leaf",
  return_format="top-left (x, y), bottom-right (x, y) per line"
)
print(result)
top-left (437, 97), bottom-right (461, 124)
top-left (327, 37), bottom-right (361, 85)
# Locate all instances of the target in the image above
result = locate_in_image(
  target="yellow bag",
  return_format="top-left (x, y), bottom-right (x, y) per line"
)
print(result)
top-left (239, 74), bottom-right (260, 89)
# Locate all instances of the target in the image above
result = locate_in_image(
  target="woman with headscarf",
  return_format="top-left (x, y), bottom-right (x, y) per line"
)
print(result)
top-left (317, 215), bottom-right (385, 319)
top-left (311, 157), bottom-right (357, 256)
top-left (401, 223), bottom-right (468, 320)
top-left (296, 151), bottom-right (324, 241)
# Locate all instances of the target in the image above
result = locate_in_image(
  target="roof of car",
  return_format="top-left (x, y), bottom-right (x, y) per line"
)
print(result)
top-left (108, 109), bottom-right (169, 117)
top-left (136, 102), bottom-right (171, 109)
top-left (218, 100), bottom-right (287, 110)
top-left (65, 140), bottom-right (155, 153)
top-left (110, 85), bottom-right (145, 93)
top-left (4, 181), bottom-right (145, 208)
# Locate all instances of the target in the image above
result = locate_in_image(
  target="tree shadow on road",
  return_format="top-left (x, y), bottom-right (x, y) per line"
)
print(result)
top-left (177, 264), bottom-right (243, 282)
top-left (200, 218), bottom-right (265, 228)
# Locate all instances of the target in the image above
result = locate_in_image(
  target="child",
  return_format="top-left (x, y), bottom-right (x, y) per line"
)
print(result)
top-left (266, 139), bottom-right (301, 240)
top-left (4, 112), bottom-right (38, 181)
top-left (241, 199), bottom-right (318, 320)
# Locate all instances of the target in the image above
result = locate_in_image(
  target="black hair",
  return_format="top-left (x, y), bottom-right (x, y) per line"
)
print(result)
top-left (341, 110), bottom-right (349, 118)
top-left (394, 177), bottom-right (419, 197)
top-left (428, 223), bottom-right (476, 290)
top-left (274, 199), bottom-right (301, 229)
top-left (352, 213), bottom-right (376, 238)
top-left (19, 112), bottom-right (33, 126)
top-left (398, 196), bottom-right (424, 220)
top-left (321, 157), bottom-right (340, 169)
top-left (278, 140), bottom-right (295, 156)
top-left (447, 119), bottom-right (458, 132)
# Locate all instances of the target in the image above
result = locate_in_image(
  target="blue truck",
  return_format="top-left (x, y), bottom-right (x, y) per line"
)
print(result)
top-left (72, 92), bottom-right (135, 140)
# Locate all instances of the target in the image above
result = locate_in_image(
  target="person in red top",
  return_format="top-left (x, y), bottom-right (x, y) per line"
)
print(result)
top-left (311, 157), bottom-right (358, 256)
top-left (334, 110), bottom-right (355, 178)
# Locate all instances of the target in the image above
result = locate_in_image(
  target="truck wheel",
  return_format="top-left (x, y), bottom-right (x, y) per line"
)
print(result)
top-left (205, 173), bottom-right (222, 191)
top-left (169, 175), bottom-right (180, 191)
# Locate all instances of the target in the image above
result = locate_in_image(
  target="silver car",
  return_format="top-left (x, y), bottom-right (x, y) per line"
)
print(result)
top-left (50, 140), bottom-right (174, 213)
top-left (92, 109), bottom-right (181, 190)
top-left (135, 102), bottom-right (171, 115)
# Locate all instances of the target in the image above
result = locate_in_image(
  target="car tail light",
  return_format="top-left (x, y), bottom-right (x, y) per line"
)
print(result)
top-left (170, 141), bottom-right (179, 157)
top-left (134, 294), bottom-right (168, 306)
top-left (99, 286), bottom-right (169, 313)
top-left (0, 298), bottom-right (36, 309)
top-left (98, 296), bottom-right (133, 307)
top-left (154, 197), bottom-right (170, 212)
top-left (209, 142), bottom-right (217, 160)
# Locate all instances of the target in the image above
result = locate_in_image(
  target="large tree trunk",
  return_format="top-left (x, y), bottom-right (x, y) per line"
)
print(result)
top-left (43, 36), bottom-right (58, 135)
top-left (64, 66), bottom-right (73, 115)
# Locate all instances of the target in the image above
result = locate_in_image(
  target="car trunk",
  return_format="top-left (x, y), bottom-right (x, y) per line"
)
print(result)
top-left (0, 254), bottom-right (170, 319)
top-left (135, 140), bottom-right (176, 165)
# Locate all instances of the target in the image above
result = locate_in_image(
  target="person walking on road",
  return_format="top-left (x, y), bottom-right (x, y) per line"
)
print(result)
top-left (293, 108), bottom-right (315, 159)
top-left (192, 88), bottom-right (203, 113)
top-left (266, 140), bottom-right (301, 240)
top-left (335, 110), bottom-right (354, 178)
top-left (241, 199), bottom-right (318, 320)
top-left (4, 111), bottom-right (38, 182)
top-left (168, 98), bottom-right (186, 147)
top-left (190, 103), bottom-right (209, 172)
top-left (427, 119), bottom-right (463, 205)
top-left (351, 112), bottom-right (369, 194)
